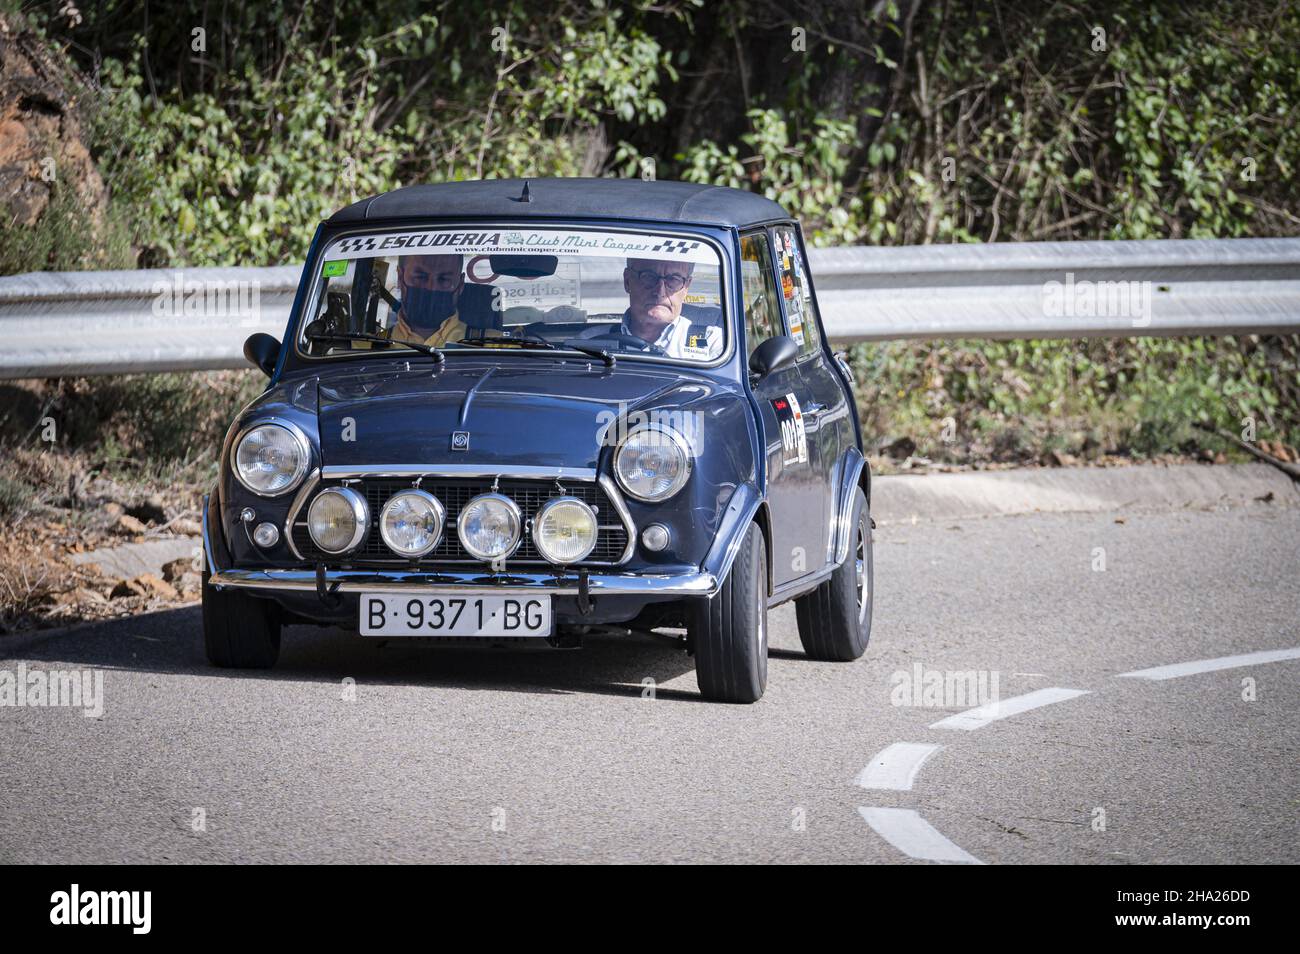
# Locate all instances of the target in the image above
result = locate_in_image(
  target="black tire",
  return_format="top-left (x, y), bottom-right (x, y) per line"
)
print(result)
top-left (202, 571), bottom-right (282, 668)
top-left (795, 486), bottom-right (872, 661)
top-left (691, 523), bottom-right (768, 703)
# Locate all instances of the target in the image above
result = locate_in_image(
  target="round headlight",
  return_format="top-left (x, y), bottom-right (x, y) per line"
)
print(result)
top-left (614, 425), bottom-right (692, 501)
top-left (457, 493), bottom-right (522, 561)
top-left (380, 490), bottom-right (445, 557)
top-left (533, 497), bottom-right (598, 565)
top-left (233, 422), bottom-right (309, 496)
top-left (307, 487), bottom-right (369, 554)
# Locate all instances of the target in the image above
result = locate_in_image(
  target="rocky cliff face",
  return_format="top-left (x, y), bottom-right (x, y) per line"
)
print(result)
top-left (0, 14), bottom-right (108, 250)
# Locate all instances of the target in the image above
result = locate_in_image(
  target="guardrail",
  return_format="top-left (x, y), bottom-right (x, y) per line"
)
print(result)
top-left (0, 266), bottom-right (301, 379)
top-left (813, 237), bottom-right (1300, 341)
top-left (1, 238), bottom-right (1297, 379)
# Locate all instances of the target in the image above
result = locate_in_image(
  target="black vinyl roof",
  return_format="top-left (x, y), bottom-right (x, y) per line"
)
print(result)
top-left (327, 177), bottom-right (791, 228)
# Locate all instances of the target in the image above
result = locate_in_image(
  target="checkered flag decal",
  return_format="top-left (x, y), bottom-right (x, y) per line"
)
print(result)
top-left (650, 239), bottom-right (700, 254)
top-left (338, 236), bottom-right (379, 253)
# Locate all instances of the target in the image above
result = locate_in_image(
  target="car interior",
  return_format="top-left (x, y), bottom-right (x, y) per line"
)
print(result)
top-left (302, 251), bottom-right (723, 357)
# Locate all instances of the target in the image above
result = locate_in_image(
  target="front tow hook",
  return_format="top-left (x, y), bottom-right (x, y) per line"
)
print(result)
top-left (576, 568), bottom-right (593, 617)
top-left (315, 563), bottom-right (344, 609)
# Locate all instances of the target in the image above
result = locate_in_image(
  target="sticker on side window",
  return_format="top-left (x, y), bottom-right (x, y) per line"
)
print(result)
top-left (792, 249), bottom-right (812, 301)
top-left (772, 393), bottom-right (808, 465)
top-left (788, 310), bottom-right (805, 346)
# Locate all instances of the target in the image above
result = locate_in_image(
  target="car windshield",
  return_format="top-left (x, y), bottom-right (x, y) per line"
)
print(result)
top-left (298, 225), bottom-right (726, 364)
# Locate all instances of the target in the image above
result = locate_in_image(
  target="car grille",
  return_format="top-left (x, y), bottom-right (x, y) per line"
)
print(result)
top-left (291, 477), bottom-right (629, 567)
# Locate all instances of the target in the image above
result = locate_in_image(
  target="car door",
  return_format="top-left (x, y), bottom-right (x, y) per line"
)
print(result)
top-left (772, 223), bottom-right (849, 571)
top-left (740, 230), bottom-right (824, 587)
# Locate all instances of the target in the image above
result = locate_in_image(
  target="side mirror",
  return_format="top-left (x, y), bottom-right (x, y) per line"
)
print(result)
top-left (244, 333), bottom-right (280, 378)
top-left (748, 335), bottom-right (798, 380)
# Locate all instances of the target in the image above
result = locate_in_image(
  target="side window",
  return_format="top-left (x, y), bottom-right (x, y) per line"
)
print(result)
top-left (739, 232), bottom-right (783, 359)
top-left (773, 225), bottom-right (822, 357)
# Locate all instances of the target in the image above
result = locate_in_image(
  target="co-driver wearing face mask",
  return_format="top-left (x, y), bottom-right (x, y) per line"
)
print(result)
top-left (389, 254), bottom-right (468, 347)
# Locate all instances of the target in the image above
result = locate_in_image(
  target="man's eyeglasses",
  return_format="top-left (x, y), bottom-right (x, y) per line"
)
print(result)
top-left (631, 269), bottom-right (691, 293)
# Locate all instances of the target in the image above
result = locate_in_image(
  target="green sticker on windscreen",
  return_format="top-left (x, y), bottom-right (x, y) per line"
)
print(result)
top-left (321, 260), bottom-right (347, 277)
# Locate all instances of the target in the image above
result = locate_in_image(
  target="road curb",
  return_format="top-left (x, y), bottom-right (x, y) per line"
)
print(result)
top-left (873, 462), bottom-right (1297, 525)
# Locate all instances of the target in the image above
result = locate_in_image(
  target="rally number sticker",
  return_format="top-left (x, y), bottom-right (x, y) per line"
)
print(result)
top-left (772, 393), bottom-right (808, 465)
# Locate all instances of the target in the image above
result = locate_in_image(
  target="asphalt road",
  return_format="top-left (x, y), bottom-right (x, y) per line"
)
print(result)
top-left (2, 500), bottom-right (1297, 864)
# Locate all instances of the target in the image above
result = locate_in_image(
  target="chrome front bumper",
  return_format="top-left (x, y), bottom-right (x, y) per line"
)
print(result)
top-left (209, 567), bottom-right (717, 596)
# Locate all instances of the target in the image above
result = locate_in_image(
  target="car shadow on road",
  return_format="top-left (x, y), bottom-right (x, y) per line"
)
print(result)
top-left (0, 605), bottom-right (708, 702)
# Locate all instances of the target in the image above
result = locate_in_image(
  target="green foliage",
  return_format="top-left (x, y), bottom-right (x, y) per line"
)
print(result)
top-left (668, 2), bottom-right (1299, 246)
top-left (93, 26), bottom-right (424, 266)
top-left (0, 184), bottom-right (136, 274)
top-left (80, 1), bottom-right (685, 267)
top-left (1104, 14), bottom-right (1299, 239)
top-left (675, 110), bottom-right (863, 244)
top-left (853, 335), bottom-right (1300, 463)
top-left (26, 0), bottom-right (1295, 258)
top-left (9, 0), bottom-right (1299, 466)
top-left (51, 372), bottom-right (264, 475)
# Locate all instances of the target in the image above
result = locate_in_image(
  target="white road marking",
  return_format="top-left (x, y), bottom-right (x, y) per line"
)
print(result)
top-left (855, 742), bottom-right (942, 791)
top-left (929, 687), bottom-right (1090, 731)
top-left (858, 807), bottom-right (984, 864)
top-left (1116, 647), bottom-right (1300, 681)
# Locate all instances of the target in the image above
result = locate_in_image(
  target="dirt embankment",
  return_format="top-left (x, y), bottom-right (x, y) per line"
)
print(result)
top-left (0, 14), bottom-right (112, 257)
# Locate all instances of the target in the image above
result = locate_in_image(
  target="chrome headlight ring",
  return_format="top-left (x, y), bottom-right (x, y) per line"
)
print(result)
top-left (231, 418), bottom-right (312, 497)
top-left (379, 489), bottom-right (446, 558)
top-left (306, 486), bottom-right (370, 555)
top-left (613, 423), bottom-right (693, 502)
top-left (457, 492), bottom-right (523, 562)
top-left (532, 496), bottom-right (599, 565)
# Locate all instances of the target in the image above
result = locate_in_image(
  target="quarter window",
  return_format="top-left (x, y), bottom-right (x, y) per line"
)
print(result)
top-left (773, 225), bottom-right (822, 356)
top-left (740, 232), bottom-right (783, 359)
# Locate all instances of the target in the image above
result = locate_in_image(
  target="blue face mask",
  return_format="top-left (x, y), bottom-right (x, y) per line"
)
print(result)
top-left (401, 287), bottom-right (457, 334)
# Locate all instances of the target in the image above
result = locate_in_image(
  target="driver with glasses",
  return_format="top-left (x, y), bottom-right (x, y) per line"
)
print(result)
top-left (575, 257), bottom-right (722, 360)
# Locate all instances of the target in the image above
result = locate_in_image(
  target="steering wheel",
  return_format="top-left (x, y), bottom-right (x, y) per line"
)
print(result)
top-left (582, 331), bottom-right (669, 357)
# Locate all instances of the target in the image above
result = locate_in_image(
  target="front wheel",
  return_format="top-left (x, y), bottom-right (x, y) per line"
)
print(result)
top-left (202, 571), bottom-right (282, 668)
top-left (795, 486), bottom-right (872, 661)
top-left (690, 523), bottom-right (768, 703)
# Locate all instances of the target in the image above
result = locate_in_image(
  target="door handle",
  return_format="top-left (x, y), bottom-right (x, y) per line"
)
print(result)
top-left (834, 350), bottom-right (855, 384)
top-left (803, 401), bottom-right (827, 419)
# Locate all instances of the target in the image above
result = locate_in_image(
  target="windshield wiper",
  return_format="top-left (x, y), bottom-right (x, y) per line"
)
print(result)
top-left (561, 339), bottom-right (616, 367)
top-left (306, 331), bottom-right (444, 363)
top-left (453, 334), bottom-right (615, 367)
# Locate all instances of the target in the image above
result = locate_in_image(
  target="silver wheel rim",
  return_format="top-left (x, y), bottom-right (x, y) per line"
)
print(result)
top-left (855, 516), bottom-right (869, 625)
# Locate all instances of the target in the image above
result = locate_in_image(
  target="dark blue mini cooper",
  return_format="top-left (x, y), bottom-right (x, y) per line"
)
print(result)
top-left (203, 178), bottom-right (873, 702)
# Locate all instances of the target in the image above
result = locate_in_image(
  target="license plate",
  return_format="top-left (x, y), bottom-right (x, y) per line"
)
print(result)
top-left (360, 592), bottom-right (552, 638)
